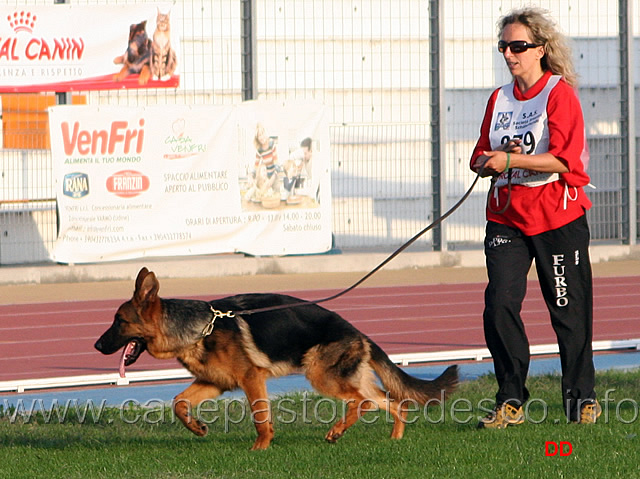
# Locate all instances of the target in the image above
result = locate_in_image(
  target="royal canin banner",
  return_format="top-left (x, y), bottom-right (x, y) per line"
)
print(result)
top-left (48, 102), bottom-right (332, 263)
top-left (0, 5), bottom-right (179, 92)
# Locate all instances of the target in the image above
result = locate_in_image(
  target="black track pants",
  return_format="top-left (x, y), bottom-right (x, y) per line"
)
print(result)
top-left (483, 215), bottom-right (596, 421)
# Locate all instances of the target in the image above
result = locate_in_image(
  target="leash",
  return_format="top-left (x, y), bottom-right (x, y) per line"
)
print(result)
top-left (200, 158), bottom-right (511, 336)
top-left (201, 164), bottom-right (494, 336)
top-left (221, 167), bottom-right (488, 320)
top-left (487, 168), bottom-right (513, 215)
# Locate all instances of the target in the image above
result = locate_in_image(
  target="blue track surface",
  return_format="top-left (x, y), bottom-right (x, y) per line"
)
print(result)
top-left (3, 352), bottom-right (639, 408)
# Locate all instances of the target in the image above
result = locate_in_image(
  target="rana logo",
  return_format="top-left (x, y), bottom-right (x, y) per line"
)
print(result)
top-left (106, 170), bottom-right (150, 198)
top-left (63, 172), bottom-right (89, 198)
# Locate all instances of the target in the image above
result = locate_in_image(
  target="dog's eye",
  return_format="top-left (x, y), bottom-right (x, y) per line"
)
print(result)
top-left (115, 315), bottom-right (128, 326)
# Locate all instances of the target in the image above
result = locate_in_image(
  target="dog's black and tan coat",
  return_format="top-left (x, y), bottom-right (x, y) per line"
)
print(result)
top-left (113, 21), bottom-right (152, 84)
top-left (95, 267), bottom-right (458, 450)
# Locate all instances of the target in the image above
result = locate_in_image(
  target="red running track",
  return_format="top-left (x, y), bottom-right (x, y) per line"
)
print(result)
top-left (1, 276), bottom-right (639, 383)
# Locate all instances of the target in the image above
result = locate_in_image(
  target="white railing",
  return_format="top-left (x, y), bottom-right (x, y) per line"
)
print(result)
top-left (1, 339), bottom-right (639, 394)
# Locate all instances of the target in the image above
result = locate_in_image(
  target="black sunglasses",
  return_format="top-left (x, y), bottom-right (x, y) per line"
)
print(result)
top-left (498, 40), bottom-right (542, 54)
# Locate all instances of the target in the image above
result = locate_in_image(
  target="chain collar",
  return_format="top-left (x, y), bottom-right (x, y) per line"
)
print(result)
top-left (201, 307), bottom-right (235, 337)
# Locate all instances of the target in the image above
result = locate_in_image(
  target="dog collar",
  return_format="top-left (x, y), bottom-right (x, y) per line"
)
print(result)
top-left (201, 307), bottom-right (235, 337)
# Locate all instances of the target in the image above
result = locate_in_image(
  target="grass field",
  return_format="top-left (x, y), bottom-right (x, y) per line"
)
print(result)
top-left (1, 370), bottom-right (638, 479)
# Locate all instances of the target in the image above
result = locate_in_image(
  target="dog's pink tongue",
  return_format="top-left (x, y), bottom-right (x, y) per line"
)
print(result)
top-left (119, 341), bottom-right (136, 378)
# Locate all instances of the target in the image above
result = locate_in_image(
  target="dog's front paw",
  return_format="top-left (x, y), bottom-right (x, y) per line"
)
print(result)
top-left (178, 411), bottom-right (209, 437)
top-left (138, 66), bottom-right (151, 85)
top-left (324, 428), bottom-right (345, 443)
top-left (189, 419), bottom-right (209, 437)
top-left (113, 69), bottom-right (128, 82)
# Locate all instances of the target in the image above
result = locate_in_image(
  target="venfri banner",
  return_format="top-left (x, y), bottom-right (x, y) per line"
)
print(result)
top-left (0, 4), bottom-right (179, 92)
top-left (48, 102), bottom-right (332, 263)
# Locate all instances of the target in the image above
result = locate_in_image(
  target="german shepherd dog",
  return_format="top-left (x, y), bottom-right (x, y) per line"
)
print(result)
top-left (113, 20), bottom-right (152, 85)
top-left (95, 268), bottom-right (458, 450)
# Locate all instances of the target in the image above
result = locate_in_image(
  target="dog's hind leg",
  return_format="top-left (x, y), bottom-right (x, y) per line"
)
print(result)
top-left (324, 383), bottom-right (407, 443)
top-left (173, 380), bottom-right (222, 437)
top-left (239, 368), bottom-right (274, 450)
top-left (303, 340), bottom-right (372, 443)
top-left (306, 341), bottom-right (408, 443)
top-left (389, 401), bottom-right (408, 439)
top-left (323, 387), bottom-right (373, 443)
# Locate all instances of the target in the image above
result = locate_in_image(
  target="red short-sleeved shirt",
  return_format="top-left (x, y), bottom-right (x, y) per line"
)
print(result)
top-left (470, 71), bottom-right (592, 236)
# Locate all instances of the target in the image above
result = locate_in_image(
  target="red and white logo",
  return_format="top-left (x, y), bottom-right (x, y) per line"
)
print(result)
top-left (8, 11), bottom-right (37, 34)
top-left (106, 170), bottom-right (150, 198)
top-left (1, 10), bottom-right (84, 62)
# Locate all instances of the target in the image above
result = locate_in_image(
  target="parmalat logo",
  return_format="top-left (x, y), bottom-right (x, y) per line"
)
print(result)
top-left (63, 172), bottom-right (89, 198)
top-left (106, 170), bottom-right (150, 198)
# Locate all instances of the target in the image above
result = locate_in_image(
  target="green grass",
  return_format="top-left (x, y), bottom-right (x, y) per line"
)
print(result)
top-left (1, 370), bottom-right (639, 479)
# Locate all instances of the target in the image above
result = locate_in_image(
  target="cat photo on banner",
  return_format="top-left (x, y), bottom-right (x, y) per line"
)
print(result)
top-left (151, 8), bottom-right (178, 81)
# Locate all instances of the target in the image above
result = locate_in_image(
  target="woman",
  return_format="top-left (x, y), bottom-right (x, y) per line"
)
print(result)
top-left (470, 7), bottom-right (600, 428)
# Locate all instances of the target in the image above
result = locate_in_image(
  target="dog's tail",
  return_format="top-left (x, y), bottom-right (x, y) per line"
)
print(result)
top-left (368, 339), bottom-right (458, 404)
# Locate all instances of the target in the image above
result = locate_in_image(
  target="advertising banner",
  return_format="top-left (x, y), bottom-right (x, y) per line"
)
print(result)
top-left (0, 4), bottom-right (179, 92)
top-left (48, 102), bottom-right (332, 263)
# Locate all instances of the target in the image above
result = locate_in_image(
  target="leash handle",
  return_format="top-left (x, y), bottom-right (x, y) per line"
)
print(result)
top-left (486, 168), bottom-right (512, 215)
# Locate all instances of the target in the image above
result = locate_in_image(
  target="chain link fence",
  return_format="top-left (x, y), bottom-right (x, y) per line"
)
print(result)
top-left (0, 0), bottom-right (638, 264)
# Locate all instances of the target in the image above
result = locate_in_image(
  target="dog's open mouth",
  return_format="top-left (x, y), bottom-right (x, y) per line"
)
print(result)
top-left (119, 339), bottom-right (146, 378)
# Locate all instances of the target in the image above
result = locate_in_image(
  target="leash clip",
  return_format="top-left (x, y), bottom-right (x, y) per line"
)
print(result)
top-left (202, 307), bottom-right (235, 337)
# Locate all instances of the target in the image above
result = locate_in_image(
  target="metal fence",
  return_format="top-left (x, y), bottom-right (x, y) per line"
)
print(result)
top-left (0, 0), bottom-right (638, 264)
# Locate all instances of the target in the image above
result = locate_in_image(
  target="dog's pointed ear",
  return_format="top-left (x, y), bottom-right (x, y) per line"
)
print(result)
top-left (135, 270), bottom-right (159, 305)
top-left (135, 267), bottom-right (150, 292)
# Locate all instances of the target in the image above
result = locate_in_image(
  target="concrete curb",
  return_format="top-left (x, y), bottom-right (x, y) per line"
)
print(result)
top-left (0, 244), bottom-right (638, 285)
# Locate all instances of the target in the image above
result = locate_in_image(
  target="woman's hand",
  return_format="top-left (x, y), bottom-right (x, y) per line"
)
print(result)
top-left (472, 139), bottom-right (522, 176)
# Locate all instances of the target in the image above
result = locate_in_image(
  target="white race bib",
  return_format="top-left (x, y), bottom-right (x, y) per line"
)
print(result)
top-left (490, 75), bottom-right (561, 188)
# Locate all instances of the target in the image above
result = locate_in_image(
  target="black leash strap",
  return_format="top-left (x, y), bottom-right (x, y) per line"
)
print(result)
top-left (233, 168), bottom-right (486, 316)
top-left (487, 168), bottom-right (512, 214)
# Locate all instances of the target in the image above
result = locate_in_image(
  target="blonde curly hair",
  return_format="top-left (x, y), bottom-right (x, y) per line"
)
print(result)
top-left (498, 7), bottom-right (578, 88)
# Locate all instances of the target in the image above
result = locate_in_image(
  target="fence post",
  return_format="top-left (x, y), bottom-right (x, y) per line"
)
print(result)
top-left (54, 0), bottom-right (71, 106)
top-left (429, 0), bottom-right (446, 251)
top-left (53, 0), bottom-right (70, 242)
top-left (241, 0), bottom-right (257, 101)
top-left (619, 0), bottom-right (637, 244)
